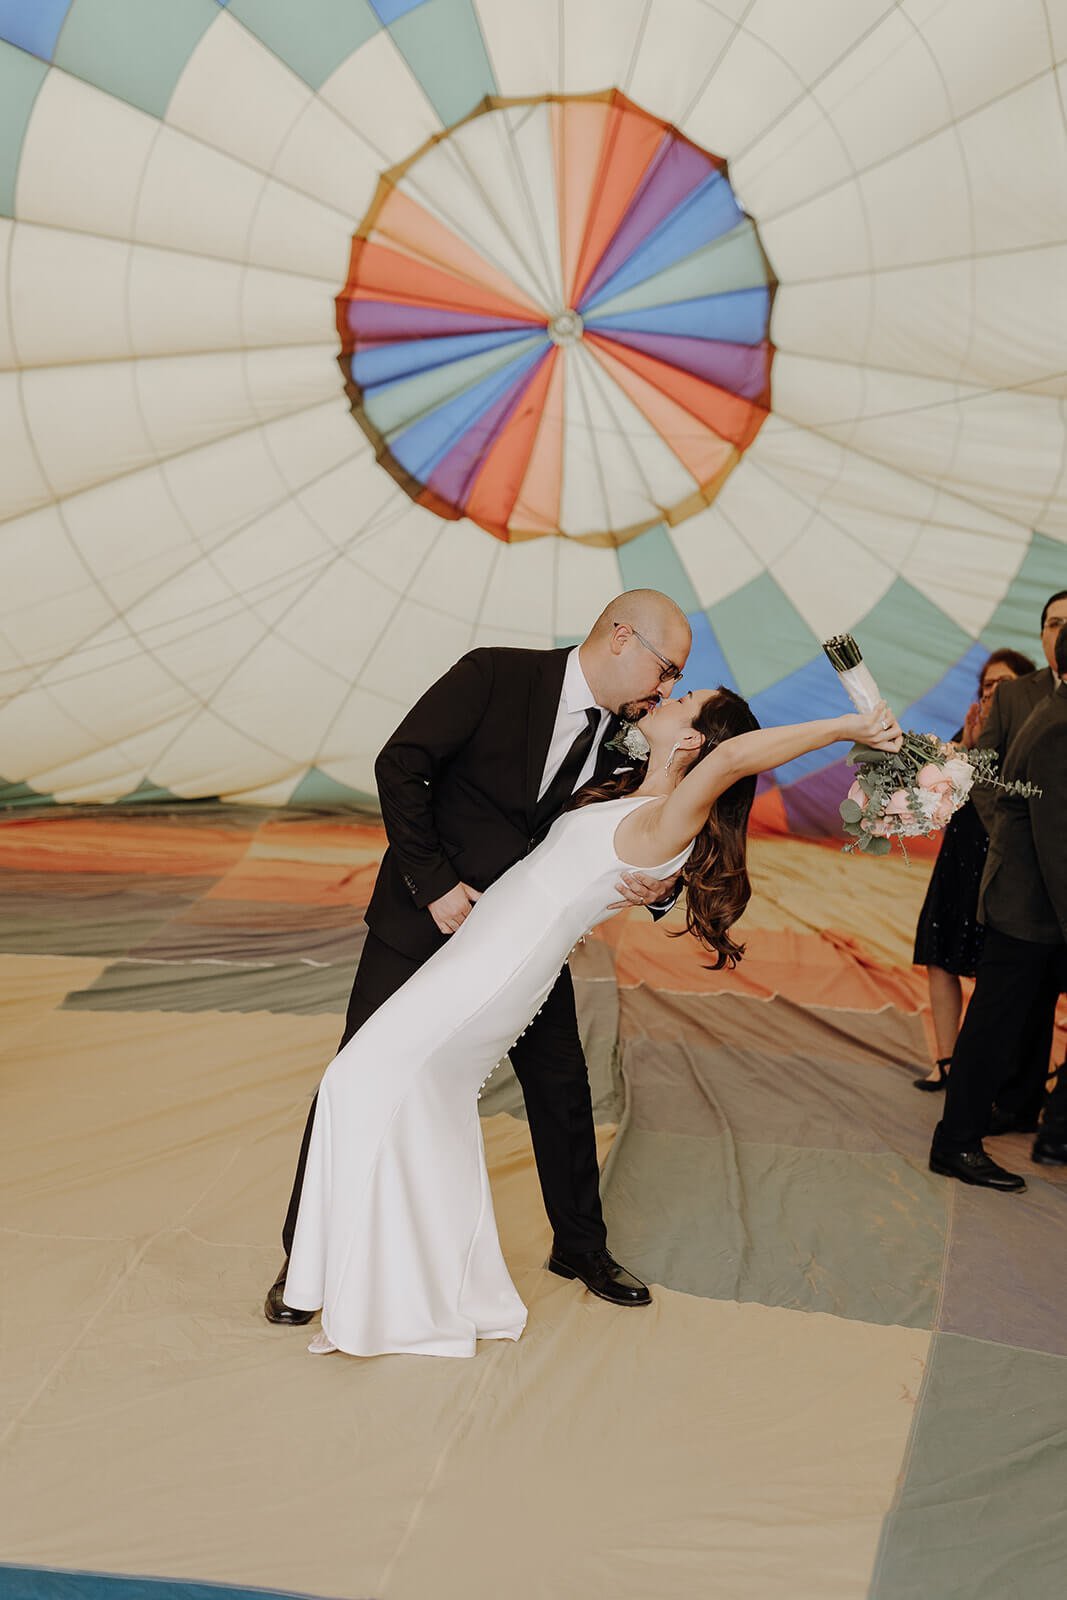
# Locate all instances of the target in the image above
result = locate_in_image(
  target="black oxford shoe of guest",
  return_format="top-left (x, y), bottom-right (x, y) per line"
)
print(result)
top-left (1031, 1133), bottom-right (1067, 1166)
top-left (548, 1246), bottom-right (652, 1306)
top-left (929, 1145), bottom-right (1026, 1192)
top-left (264, 1260), bottom-right (314, 1326)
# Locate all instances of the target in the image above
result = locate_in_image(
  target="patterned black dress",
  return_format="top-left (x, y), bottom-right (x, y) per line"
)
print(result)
top-left (912, 733), bottom-right (988, 976)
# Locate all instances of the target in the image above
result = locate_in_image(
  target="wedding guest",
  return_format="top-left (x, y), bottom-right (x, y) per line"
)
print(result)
top-left (1030, 622), bottom-right (1067, 1169)
top-left (930, 622), bottom-right (1067, 1191)
top-left (967, 590), bottom-right (1067, 1133)
top-left (912, 648), bottom-right (1035, 1091)
top-left (1032, 1006), bottom-right (1067, 1165)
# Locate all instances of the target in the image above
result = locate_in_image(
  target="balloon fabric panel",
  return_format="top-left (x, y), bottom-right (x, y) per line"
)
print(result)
top-left (0, 3), bottom-right (1062, 831)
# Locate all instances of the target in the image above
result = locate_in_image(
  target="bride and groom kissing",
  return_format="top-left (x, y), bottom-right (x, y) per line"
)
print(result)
top-left (264, 589), bottom-right (901, 1358)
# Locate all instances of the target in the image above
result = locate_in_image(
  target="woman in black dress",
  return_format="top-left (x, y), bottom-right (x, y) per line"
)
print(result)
top-left (912, 647), bottom-right (1036, 1089)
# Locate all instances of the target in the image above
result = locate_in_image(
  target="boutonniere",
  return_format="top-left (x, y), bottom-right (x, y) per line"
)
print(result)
top-left (605, 721), bottom-right (650, 763)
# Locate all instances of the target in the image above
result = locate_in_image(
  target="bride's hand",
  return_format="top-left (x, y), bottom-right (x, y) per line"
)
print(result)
top-left (846, 702), bottom-right (903, 752)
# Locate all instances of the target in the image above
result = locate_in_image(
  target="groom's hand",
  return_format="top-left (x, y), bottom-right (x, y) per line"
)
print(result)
top-left (608, 869), bottom-right (681, 911)
top-left (429, 881), bottom-right (482, 935)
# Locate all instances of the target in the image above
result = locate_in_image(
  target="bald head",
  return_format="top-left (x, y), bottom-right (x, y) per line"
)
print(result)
top-left (579, 589), bottom-right (693, 720)
top-left (587, 589), bottom-right (692, 650)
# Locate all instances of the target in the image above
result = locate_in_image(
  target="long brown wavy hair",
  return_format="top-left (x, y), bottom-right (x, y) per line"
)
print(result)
top-left (570, 687), bottom-right (760, 969)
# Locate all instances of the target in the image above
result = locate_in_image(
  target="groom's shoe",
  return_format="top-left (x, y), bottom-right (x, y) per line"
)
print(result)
top-left (264, 1259), bottom-right (314, 1326)
top-left (548, 1246), bottom-right (652, 1306)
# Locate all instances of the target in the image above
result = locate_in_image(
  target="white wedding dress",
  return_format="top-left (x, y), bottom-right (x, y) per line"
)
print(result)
top-left (284, 795), bottom-right (691, 1358)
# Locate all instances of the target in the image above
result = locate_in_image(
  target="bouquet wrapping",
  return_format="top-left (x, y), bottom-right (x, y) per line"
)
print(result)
top-left (822, 634), bottom-right (883, 715)
top-left (821, 634), bottom-right (1039, 858)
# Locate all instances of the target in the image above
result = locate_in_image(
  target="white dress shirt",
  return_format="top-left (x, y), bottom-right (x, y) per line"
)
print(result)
top-left (536, 648), bottom-right (610, 801)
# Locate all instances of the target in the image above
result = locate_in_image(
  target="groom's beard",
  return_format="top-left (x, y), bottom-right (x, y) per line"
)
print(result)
top-left (620, 696), bottom-right (659, 724)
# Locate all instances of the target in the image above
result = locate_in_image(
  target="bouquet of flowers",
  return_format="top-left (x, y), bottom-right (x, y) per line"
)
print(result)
top-left (822, 634), bottom-right (1040, 858)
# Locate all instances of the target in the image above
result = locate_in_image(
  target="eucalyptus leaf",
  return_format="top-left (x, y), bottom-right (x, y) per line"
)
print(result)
top-left (848, 744), bottom-right (887, 765)
top-left (839, 798), bottom-right (864, 822)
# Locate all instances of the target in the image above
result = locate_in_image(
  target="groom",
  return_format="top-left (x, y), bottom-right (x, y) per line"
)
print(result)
top-left (266, 588), bottom-right (693, 1322)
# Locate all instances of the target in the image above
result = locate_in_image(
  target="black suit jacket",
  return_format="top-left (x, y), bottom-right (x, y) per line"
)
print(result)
top-left (366, 647), bottom-right (620, 960)
top-left (978, 683), bottom-right (1067, 945)
top-left (971, 667), bottom-right (1055, 832)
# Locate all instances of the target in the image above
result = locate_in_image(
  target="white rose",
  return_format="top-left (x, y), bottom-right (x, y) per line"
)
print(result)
top-left (941, 756), bottom-right (974, 797)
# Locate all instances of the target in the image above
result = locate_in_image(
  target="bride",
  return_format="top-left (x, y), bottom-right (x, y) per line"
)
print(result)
top-left (284, 686), bottom-right (902, 1358)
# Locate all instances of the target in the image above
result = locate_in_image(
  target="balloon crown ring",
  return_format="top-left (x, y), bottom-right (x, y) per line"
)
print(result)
top-left (336, 88), bottom-right (776, 546)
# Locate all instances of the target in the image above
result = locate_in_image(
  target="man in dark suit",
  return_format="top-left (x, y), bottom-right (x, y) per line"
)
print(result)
top-left (266, 589), bottom-right (694, 1321)
top-left (930, 621), bottom-right (1067, 1191)
top-left (970, 589), bottom-right (1066, 807)
top-left (967, 589), bottom-right (1067, 1131)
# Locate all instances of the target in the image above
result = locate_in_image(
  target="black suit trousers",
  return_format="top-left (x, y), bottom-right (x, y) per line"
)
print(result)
top-left (990, 976), bottom-right (1061, 1122)
top-left (935, 928), bottom-right (1066, 1151)
top-left (281, 931), bottom-right (607, 1258)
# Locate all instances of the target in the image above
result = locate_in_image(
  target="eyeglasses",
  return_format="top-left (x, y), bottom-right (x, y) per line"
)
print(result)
top-left (614, 621), bottom-right (683, 685)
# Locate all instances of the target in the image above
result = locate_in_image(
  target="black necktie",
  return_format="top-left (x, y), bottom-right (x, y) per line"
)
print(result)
top-left (532, 708), bottom-right (601, 837)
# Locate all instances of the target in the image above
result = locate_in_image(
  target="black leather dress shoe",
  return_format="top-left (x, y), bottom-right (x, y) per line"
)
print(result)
top-left (986, 1106), bottom-right (1039, 1137)
top-left (1031, 1132), bottom-right (1067, 1166)
top-left (264, 1260), bottom-right (314, 1326)
top-left (548, 1246), bottom-right (652, 1306)
top-left (929, 1144), bottom-right (1026, 1192)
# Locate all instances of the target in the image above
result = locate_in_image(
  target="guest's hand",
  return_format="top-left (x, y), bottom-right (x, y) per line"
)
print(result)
top-left (429, 881), bottom-right (482, 935)
top-left (608, 868), bottom-right (681, 911)
top-left (961, 699), bottom-right (983, 748)
top-left (846, 702), bottom-right (903, 752)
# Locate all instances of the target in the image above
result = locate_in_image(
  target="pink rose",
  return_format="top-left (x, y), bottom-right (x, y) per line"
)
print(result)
top-left (930, 796), bottom-right (957, 828)
top-left (847, 781), bottom-right (868, 810)
top-left (883, 789), bottom-right (911, 816)
top-left (916, 763), bottom-right (950, 792)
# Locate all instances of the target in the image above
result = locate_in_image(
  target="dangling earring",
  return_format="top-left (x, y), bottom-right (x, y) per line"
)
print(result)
top-left (665, 740), bottom-right (682, 773)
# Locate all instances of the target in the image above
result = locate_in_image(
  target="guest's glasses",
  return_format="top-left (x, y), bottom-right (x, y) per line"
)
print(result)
top-left (614, 621), bottom-right (684, 685)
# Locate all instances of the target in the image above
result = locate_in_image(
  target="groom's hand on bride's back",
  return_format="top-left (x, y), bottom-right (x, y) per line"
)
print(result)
top-left (429, 881), bottom-right (482, 935)
top-left (608, 869), bottom-right (682, 911)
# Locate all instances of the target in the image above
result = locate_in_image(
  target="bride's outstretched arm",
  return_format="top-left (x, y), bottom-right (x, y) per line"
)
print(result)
top-left (657, 703), bottom-right (902, 853)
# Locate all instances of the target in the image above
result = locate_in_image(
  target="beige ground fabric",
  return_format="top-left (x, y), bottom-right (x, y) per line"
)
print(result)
top-left (3, 973), bottom-right (926, 1599)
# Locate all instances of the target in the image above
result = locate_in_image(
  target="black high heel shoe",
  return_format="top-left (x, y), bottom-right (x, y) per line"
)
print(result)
top-left (913, 1057), bottom-right (951, 1092)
